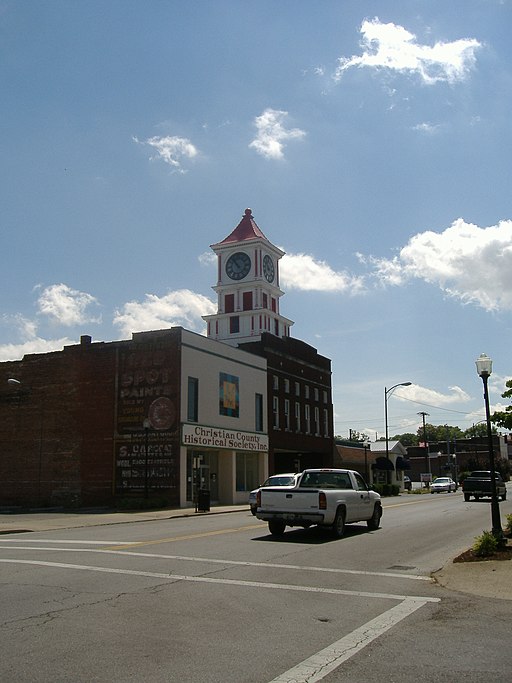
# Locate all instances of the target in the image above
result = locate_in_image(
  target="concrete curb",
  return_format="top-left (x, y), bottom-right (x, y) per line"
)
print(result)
top-left (433, 559), bottom-right (512, 601)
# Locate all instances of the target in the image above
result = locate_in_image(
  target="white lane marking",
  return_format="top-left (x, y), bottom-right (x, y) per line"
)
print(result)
top-left (0, 545), bottom-right (430, 581)
top-left (0, 559), bottom-right (439, 602)
top-left (2, 536), bottom-right (127, 545)
top-left (268, 599), bottom-right (429, 683)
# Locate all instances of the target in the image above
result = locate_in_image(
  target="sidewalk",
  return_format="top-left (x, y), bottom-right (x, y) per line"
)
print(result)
top-left (1, 505), bottom-right (511, 601)
top-left (433, 555), bottom-right (512, 601)
top-left (0, 504), bottom-right (250, 534)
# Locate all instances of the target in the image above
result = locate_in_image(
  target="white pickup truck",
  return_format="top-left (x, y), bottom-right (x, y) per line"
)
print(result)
top-left (255, 468), bottom-right (382, 537)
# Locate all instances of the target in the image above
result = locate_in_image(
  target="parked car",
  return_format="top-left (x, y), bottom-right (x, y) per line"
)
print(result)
top-left (462, 470), bottom-right (507, 501)
top-left (403, 476), bottom-right (412, 491)
top-left (431, 476), bottom-right (457, 493)
top-left (249, 473), bottom-right (299, 515)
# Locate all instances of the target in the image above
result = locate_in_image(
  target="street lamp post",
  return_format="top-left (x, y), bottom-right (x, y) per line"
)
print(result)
top-left (418, 411), bottom-right (430, 486)
top-left (143, 418), bottom-right (151, 500)
top-left (385, 382), bottom-right (411, 484)
top-left (451, 439), bottom-right (458, 486)
top-left (475, 353), bottom-right (503, 542)
top-left (363, 440), bottom-right (369, 484)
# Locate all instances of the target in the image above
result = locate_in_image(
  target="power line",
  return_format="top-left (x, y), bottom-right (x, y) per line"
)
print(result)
top-left (389, 394), bottom-right (472, 415)
top-left (336, 395), bottom-right (477, 426)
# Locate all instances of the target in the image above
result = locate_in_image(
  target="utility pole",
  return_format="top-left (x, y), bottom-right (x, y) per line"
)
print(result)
top-left (418, 411), bottom-right (430, 486)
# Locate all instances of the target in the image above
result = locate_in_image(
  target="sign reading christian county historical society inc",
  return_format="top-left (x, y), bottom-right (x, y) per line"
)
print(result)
top-left (182, 425), bottom-right (268, 452)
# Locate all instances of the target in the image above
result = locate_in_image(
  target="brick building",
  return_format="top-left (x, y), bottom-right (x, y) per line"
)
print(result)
top-left (334, 439), bottom-right (411, 489)
top-left (406, 434), bottom-right (510, 483)
top-left (0, 208), bottom-right (334, 508)
top-left (240, 334), bottom-right (334, 474)
top-left (0, 328), bottom-right (268, 508)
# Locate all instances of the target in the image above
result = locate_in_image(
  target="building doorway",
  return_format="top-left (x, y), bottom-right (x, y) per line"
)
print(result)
top-left (187, 451), bottom-right (219, 503)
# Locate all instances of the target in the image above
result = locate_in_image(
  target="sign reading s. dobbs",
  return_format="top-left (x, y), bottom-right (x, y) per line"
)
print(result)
top-left (182, 425), bottom-right (268, 452)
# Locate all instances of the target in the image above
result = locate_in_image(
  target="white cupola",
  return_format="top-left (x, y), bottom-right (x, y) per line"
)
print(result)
top-left (203, 208), bottom-right (294, 346)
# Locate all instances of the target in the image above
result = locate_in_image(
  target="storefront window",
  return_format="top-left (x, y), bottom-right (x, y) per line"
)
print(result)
top-left (255, 393), bottom-right (263, 432)
top-left (236, 452), bottom-right (259, 492)
top-left (187, 377), bottom-right (199, 422)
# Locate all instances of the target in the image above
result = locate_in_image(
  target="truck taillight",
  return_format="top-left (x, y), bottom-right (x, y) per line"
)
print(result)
top-left (256, 490), bottom-right (261, 507)
top-left (319, 491), bottom-right (327, 510)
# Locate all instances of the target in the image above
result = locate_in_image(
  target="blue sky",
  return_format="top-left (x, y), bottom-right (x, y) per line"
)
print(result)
top-left (2, 1), bottom-right (511, 439)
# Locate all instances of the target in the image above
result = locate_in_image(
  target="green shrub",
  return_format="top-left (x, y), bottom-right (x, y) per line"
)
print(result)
top-left (472, 530), bottom-right (498, 557)
top-left (505, 513), bottom-right (512, 535)
top-left (457, 471), bottom-right (470, 484)
top-left (371, 484), bottom-right (400, 497)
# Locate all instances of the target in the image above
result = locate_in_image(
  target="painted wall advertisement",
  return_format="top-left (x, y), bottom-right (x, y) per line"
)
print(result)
top-left (115, 344), bottom-right (179, 501)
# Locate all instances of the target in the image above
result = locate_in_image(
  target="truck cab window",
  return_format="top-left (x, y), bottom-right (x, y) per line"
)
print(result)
top-left (353, 473), bottom-right (368, 491)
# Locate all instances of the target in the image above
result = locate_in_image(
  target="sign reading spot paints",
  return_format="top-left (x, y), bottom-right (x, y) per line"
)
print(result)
top-left (182, 424), bottom-right (268, 451)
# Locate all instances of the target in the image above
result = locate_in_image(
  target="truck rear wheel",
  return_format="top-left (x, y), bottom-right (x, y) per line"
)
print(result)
top-left (268, 520), bottom-right (286, 536)
top-left (464, 493), bottom-right (470, 501)
top-left (332, 508), bottom-right (346, 539)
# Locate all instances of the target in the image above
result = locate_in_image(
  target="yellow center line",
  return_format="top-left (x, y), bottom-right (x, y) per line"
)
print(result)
top-left (383, 497), bottom-right (439, 509)
top-left (103, 523), bottom-right (266, 551)
top-left (103, 498), bottom-right (432, 550)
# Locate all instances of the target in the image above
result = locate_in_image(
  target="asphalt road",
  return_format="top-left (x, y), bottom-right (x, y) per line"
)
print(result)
top-left (0, 490), bottom-right (511, 682)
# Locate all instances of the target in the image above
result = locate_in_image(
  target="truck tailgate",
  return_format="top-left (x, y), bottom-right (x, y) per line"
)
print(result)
top-left (259, 488), bottom-right (320, 512)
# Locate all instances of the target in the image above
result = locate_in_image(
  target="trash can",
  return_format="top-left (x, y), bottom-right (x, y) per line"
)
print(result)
top-left (197, 489), bottom-right (210, 512)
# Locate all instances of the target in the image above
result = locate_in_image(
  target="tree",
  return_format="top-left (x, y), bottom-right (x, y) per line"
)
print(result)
top-left (416, 423), bottom-right (464, 443)
top-left (495, 457), bottom-right (511, 480)
top-left (491, 379), bottom-right (512, 430)
top-left (347, 430), bottom-right (371, 442)
top-left (463, 423), bottom-right (498, 438)
top-left (390, 432), bottom-right (418, 446)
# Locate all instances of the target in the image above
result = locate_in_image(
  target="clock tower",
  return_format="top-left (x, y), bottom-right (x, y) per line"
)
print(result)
top-left (203, 208), bottom-right (294, 346)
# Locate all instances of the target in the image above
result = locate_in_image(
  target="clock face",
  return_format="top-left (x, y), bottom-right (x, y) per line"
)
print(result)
top-left (226, 252), bottom-right (251, 280)
top-left (263, 254), bottom-right (275, 283)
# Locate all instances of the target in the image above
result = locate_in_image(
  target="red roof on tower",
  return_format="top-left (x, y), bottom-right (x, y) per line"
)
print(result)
top-left (212, 208), bottom-right (269, 246)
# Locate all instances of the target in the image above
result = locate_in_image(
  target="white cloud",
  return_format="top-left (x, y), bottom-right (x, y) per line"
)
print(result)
top-left (37, 284), bottom-right (101, 326)
top-left (0, 337), bottom-right (74, 362)
top-left (334, 18), bottom-right (481, 85)
top-left (412, 122), bottom-right (442, 134)
top-left (0, 314), bottom-right (74, 362)
top-left (249, 108), bottom-right (306, 160)
top-left (8, 314), bottom-right (38, 341)
top-left (113, 289), bottom-right (216, 338)
top-left (491, 373), bottom-right (512, 392)
top-left (366, 219), bottom-right (512, 311)
top-left (198, 251), bottom-right (216, 266)
top-left (464, 404), bottom-right (507, 425)
top-left (134, 135), bottom-right (198, 173)
top-left (280, 252), bottom-right (365, 293)
top-left (393, 383), bottom-right (471, 407)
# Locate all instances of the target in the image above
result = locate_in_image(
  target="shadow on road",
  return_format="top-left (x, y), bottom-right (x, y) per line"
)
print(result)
top-left (252, 523), bottom-right (378, 544)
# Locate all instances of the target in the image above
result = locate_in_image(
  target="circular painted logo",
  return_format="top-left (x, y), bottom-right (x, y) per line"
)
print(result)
top-left (148, 397), bottom-right (176, 430)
